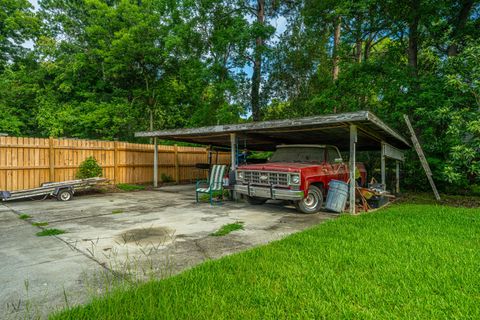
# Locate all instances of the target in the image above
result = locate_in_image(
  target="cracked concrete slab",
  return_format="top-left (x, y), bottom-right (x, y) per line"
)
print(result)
top-left (1, 185), bottom-right (337, 318)
top-left (0, 205), bottom-right (104, 319)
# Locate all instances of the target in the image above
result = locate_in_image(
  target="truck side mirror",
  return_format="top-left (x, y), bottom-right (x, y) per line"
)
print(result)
top-left (334, 158), bottom-right (343, 163)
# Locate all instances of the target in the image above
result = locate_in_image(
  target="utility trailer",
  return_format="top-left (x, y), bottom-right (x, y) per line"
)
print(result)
top-left (1, 177), bottom-right (107, 202)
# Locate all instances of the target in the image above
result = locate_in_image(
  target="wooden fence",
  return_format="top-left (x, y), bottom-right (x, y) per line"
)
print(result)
top-left (0, 136), bottom-right (230, 191)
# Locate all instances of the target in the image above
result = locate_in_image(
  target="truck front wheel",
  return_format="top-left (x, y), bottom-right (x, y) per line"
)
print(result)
top-left (295, 185), bottom-right (323, 214)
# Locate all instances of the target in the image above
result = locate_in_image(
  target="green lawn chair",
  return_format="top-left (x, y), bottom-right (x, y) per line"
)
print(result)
top-left (196, 164), bottom-right (227, 205)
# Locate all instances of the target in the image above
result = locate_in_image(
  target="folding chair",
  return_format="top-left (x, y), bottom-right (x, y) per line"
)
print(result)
top-left (195, 164), bottom-right (227, 205)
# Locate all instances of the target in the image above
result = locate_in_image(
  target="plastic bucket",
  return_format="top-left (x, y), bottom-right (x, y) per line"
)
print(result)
top-left (325, 180), bottom-right (349, 213)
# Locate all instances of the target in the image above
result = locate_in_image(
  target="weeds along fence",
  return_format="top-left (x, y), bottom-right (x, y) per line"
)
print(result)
top-left (0, 136), bottom-right (230, 191)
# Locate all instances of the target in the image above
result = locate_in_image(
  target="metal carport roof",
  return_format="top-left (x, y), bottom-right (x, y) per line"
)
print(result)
top-left (135, 111), bottom-right (410, 151)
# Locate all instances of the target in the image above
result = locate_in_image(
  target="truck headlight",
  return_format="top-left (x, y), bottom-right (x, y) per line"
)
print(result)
top-left (237, 171), bottom-right (244, 180)
top-left (290, 174), bottom-right (300, 185)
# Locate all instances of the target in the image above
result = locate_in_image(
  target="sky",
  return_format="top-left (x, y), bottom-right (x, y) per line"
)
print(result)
top-left (29, 0), bottom-right (39, 10)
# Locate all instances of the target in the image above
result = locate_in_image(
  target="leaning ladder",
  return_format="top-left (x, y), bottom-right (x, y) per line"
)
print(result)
top-left (404, 115), bottom-right (441, 201)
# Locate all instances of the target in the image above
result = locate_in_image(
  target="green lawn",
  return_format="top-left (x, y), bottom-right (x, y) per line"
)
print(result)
top-left (52, 204), bottom-right (480, 319)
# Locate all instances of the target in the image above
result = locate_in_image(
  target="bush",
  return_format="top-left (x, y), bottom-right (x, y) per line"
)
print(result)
top-left (161, 173), bottom-right (173, 182)
top-left (76, 156), bottom-right (103, 179)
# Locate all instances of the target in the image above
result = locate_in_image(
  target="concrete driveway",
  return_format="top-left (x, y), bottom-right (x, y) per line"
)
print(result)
top-left (1, 185), bottom-right (337, 318)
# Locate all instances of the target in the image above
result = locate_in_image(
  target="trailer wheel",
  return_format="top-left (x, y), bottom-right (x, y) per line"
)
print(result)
top-left (246, 196), bottom-right (267, 205)
top-left (57, 189), bottom-right (73, 201)
top-left (295, 185), bottom-right (323, 214)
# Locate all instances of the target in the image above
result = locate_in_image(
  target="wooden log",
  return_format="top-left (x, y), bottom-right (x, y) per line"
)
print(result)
top-left (404, 115), bottom-right (440, 201)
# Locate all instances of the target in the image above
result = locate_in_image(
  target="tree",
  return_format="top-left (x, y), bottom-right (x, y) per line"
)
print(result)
top-left (0, 0), bottom-right (38, 68)
top-left (446, 0), bottom-right (476, 57)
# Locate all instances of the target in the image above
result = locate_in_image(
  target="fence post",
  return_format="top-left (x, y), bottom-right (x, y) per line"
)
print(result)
top-left (206, 145), bottom-right (210, 180)
top-left (153, 138), bottom-right (158, 188)
top-left (114, 141), bottom-right (119, 184)
top-left (49, 137), bottom-right (55, 182)
top-left (174, 144), bottom-right (180, 184)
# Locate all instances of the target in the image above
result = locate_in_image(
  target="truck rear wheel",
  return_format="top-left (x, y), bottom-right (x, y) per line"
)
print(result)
top-left (246, 196), bottom-right (268, 205)
top-left (295, 185), bottom-right (323, 214)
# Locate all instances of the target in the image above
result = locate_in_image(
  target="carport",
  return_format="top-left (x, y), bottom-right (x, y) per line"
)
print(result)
top-left (135, 111), bottom-right (410, 213)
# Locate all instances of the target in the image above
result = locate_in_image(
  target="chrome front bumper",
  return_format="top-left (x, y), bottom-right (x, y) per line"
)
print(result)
top-left (234, 184), bottom-right (304, 201)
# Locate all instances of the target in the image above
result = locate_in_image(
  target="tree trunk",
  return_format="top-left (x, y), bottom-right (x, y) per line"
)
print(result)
top-left (355, 39), bottom-right (362, 63)
top-left (408, 7), bottom-right (420, 76)
top-left (149, 109), bottom-right (154, 144)
top-left (251, 0), bottom-right (265, 122)
top-left (447, 0), bottom-right (474, 57)
top-left (332, 15), bottom-right (342, 81)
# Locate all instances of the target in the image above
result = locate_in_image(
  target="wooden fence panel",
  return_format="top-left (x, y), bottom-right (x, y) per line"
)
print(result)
top-left (0, 136), bottom-right (230, 191)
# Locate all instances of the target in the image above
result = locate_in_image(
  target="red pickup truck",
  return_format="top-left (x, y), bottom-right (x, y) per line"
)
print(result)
top-left (234, 145), bottom-right (366, 213)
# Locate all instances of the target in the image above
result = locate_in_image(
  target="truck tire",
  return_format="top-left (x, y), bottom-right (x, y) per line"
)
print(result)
top-left (56, 189), bottom-right (73, 201)
top-left (295, 185), bottom-right (323, 214)
top-left (246, 196), bottom-right (268, 205)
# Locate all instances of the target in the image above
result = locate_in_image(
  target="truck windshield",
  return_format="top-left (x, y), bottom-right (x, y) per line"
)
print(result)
top-left (269, 147), bottom-right (325, 163)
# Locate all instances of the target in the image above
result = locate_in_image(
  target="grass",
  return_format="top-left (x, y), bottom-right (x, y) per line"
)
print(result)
top-left (210, 222), bottom-right (244, 236)
top-left (199, 190), bottom-right (230, 202)
top-left (111, 209), bottom-right (124, 214)
top-left (51, 204), bottom-right (480, 319)
top-left (32, 221), bottom-right (49, 227)
top-left (18, 214), bottom-right (31, 220)
top-left (116, 184), bottom-right (146, 192)
top-left (36, 228), bottom-right (66, 237)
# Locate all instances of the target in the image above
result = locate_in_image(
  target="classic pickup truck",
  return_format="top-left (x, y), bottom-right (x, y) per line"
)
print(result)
top-left (234, 144), bottom-right (366, 213)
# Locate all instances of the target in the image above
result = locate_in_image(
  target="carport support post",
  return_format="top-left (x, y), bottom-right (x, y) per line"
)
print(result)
top-left (395, 160), bottom-right (400, 194)
top-left (230, 133), bottom-right (236, 169)
top-left (381, 142), bottom-right (386, 186)
top-left (153, 137), bottom-right (158, 188)
top-left (230, 133), bottom-right (237, 200)
top-left (349, 124), bottom-right (357, 214)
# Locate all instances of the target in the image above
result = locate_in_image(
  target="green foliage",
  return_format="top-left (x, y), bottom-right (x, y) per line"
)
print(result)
top-left (76, 156), bottom-right (103, 179)
top-left (111, 209), bottom-right (124, 214)
top-left (51, 204), bottom-right (480, 319)
top-left (0, 0), bottom-right (38, 67)
top-left (440, 43), bottom-right (480, 187)
top-left (160, 174), bottom-right (173, 183)
top-left (116, 184), bottom-right (145, 192)
top-left (210, 222), bottom-right (244, 236)
top-left (18, 214), bottom-right (31, 220)
top-left (248, 151), bottom-right (273, 159)
top-left (36, 228), bottom-right (66, 237)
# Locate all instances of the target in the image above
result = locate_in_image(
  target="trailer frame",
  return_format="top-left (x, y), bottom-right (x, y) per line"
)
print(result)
top-left (1, 178), bottom-right (107, 202)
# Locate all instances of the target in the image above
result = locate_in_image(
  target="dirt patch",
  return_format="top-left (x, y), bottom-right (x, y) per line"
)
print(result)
top-left (117, 226), bottom-right (175, 244)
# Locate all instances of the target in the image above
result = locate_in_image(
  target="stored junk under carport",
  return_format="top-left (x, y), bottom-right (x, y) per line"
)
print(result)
top-left (135, 111), bottom-right (410, 214)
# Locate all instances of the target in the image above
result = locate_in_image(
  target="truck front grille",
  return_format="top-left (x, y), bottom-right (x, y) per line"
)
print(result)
top-left (242, 171), bottom-right (288, 186)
